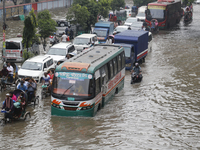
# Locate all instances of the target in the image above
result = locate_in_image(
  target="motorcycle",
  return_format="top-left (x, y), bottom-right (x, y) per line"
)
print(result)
top-left (131, 72), bottom-right (143, 84)
top-left (184, 12), bottom-right (192, 23)
top-left (49, 35), bottom-right (59, 47)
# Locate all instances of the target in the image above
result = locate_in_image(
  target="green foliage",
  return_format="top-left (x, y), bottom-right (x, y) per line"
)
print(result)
top-left (22, 8), bottom-right (37, 50)
top-left (133, 0), bottom-right (154, 7)
top-left (67, 4), bottom-right (90, 30)
top-left (67, 0), bottom-right (111, 31)
top-left (182, 0), bottom-right (194, 6)
top-left (23, 49), bottom-right (35, 62)
top-left (98, 0), bottom-right (111, 19)
top-left (37, 10), bottom-right (57, 50)
top-left (110, 0), bottom-right (125, 12)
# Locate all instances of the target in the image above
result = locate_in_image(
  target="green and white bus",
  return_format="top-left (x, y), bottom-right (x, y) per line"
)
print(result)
top-left (51, 44), bottom-right (125, 117)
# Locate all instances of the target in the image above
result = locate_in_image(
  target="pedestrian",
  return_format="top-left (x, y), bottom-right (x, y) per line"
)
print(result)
top-left (7, 62), bottom-right (14, 83)
top-left (61, 32), bottom-right (68, 42)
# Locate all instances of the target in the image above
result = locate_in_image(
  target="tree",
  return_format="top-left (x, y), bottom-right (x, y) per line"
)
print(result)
top-left (182, 0), bottom-right (194, 6)
top-left (110, 0), bottom-right (125, 12)
top-left (37, 10), bottom-right (57, 51)
top-left (66, 4), bottom-right (90, 30)
top-left (98, 0), bottom-right (111, 19)
top-left (133, 0), bottom-right (154, 7)
top-left (67, 0), bottom-right (100, 32)
top-left (22, 8), bottom-right (37, 52)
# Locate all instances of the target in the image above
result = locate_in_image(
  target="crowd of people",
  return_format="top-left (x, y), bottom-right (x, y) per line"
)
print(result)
top-left (1, 68), bottom-right (54, 119)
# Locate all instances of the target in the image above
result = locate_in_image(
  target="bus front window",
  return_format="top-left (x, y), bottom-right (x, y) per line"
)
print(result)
top-left (148, 9), bottom-right (165, 20)
top-left (52, 72), bottom-right (94, 99)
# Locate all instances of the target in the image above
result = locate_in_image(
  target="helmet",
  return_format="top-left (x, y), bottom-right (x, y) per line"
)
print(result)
top-left (54, 32), bottom-right (56, 35)
top-left (135, 63), bottom-right (139, 66)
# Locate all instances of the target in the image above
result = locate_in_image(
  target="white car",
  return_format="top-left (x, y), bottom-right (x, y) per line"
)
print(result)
top-left (124, 17), bottom-right (138, 26)
top-left (73, 34), bottom-right (99, 53)
top-left (45, 42), bottom-right (77, 64)
top-left (113, 26), bottom-right (130, 34)
top-left (195, 0), bottom-right (200, 3)
top-left (18, 55), bottom-right (55, 83)
top-left (130, 22), bottom-right (143, 30)
top-left (136, 12), bottom-right (146, 21)
top-left (136, 6), bottom-right (147, 22)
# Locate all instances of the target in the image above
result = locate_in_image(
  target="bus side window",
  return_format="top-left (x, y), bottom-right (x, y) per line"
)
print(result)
top-left (113, 57), bottom-right (118, 75)
top-left (117, 55), bottom-right (122, 71)
top-left (104, 64), bottom-right (109, 82)
top-left (95, 78), bottom-right (101, 95)
top-left (121, 52), bottom-right (125, 68)
top-left (109, 61), bottom-right (114, 79)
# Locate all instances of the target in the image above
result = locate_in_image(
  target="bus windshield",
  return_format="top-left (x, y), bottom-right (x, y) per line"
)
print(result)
top-left (147, 9), bottom-right (165, 20)
top-left (52, 72), bottom-right (94, 98)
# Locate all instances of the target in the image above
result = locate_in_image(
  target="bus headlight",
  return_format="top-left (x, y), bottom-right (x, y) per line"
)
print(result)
top-left (81, 105), bottom-right (93, 110)
top-left (51, 103), bottom-right (61, 109)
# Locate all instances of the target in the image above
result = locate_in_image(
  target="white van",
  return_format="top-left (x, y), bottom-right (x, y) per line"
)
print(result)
top-left (136, 6), bottom-right (147, 21)
top-left (73, 34), bottom-right (98, 53)
top-left (18, 55), bottom-right (55, 83)
top-left (2, 37), bottom-right (40, 62)
top-left (45, 42), bottom-right (77, 64)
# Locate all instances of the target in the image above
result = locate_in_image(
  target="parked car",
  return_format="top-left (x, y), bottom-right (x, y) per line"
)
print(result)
top-left (45, 42), bottom-right (77, 64)
top-left (73, 34), bottom-right (99, 53)
top-left (18, 55), bottom-right (55, 83)
top-left (113, 25), bottom-right (130, 34)
top-left (124, 17), bottom-right (138, 26)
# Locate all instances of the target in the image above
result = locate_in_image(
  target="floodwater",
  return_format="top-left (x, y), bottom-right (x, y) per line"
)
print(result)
top-left (0, 4), bottom-right (200, 150)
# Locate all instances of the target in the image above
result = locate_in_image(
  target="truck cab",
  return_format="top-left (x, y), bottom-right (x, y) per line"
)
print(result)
top-left (93, 21), bottom-right (114, 43)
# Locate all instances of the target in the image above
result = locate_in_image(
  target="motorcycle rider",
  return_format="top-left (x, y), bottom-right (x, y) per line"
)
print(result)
top-left (131, 63), bottom-right (142, 82)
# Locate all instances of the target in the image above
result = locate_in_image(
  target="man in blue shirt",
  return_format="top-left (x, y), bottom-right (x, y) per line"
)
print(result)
top-left (27, 79), bottom-right (37, 103)
top-left (17, 80), bottom-right (27, 91)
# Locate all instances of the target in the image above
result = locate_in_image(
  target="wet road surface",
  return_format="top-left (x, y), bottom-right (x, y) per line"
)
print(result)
top-left (0, 4), bottom-right (199, 150)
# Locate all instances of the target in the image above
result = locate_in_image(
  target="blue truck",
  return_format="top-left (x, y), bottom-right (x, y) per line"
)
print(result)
top-left (93, 21), bottom-right (114, 43)
top-left (114, 30), bottom-right (149, 70)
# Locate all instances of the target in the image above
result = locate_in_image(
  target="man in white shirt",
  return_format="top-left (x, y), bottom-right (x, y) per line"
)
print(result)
top-left (61, 32), bottom-right (68, 42)
top-left (7, 62), bottom-right (14, 83)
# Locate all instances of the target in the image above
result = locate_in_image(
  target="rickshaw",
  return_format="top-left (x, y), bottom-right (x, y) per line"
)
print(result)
top-left (0, 89), bottom-right (31, 125)
top-left (0, 62), bottom-right (19, 92)
top-left (14, 77), bottom-right (39, 106)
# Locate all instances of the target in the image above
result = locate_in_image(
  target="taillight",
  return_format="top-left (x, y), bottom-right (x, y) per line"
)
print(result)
top-left (20, 51), bottom-right (22, 57)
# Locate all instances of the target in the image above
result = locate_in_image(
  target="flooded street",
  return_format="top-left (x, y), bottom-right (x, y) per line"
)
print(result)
top-left (0, 3), bottom-right (200, 149)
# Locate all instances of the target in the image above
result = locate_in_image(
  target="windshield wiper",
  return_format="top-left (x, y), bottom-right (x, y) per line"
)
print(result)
top-left (59, 84), bottom-right (74, 99)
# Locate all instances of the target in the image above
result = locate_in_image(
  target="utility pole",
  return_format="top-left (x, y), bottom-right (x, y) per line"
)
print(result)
top-left (2, 0), bottom-right (6, 61)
